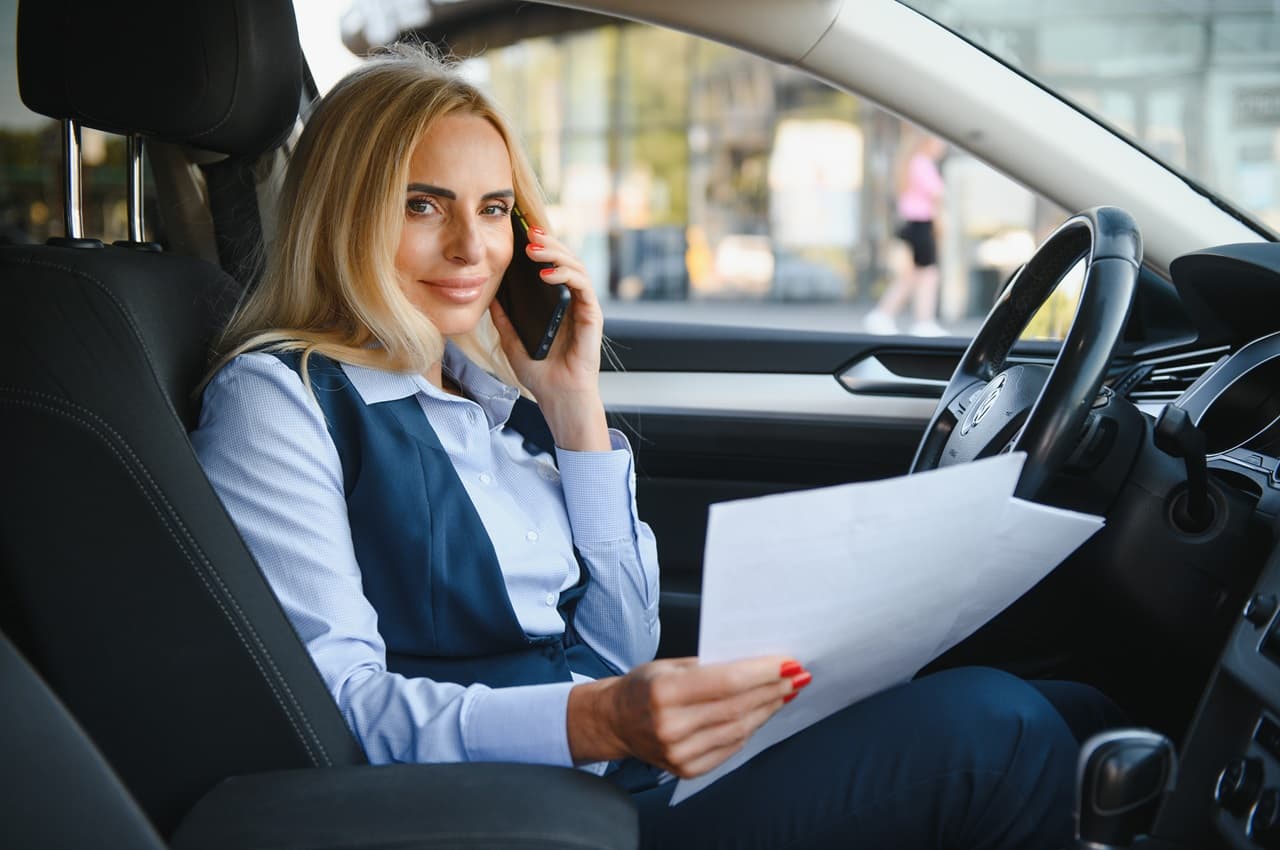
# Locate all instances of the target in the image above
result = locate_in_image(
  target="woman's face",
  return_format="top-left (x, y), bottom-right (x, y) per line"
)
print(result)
top-left (393, 113), bottom-right (515, 337)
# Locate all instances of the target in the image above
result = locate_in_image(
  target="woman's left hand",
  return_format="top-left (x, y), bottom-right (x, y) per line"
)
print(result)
top-left (490, 226), bottom-right (611, 451)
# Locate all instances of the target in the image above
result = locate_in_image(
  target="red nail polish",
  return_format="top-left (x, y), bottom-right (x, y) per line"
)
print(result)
top-left (529, 226), bottom-right (545, 236)
top-left (527, 243), bottom-right (544, 252)
top-left (780, 660), bottom-right (803, 678)
top-left (791, 671), bottom-right (813, 690)
top-left (783, 693), bottom-right (798, 704)
top-left (539, 267), bottom-right (555, 276)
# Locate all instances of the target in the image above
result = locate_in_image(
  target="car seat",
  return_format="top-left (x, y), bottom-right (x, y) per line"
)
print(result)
top-left (0, 0), bottom-right (637, 846)
top-left (1, 627), bottom-right (170, 850)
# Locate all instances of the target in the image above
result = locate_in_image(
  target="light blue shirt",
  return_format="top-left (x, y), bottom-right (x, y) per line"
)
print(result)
top-left (191, 345), bottom-right (660, 767)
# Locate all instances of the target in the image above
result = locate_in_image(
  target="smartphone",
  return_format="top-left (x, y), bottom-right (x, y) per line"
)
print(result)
top-left (496, 209), bottom-right (571, 360)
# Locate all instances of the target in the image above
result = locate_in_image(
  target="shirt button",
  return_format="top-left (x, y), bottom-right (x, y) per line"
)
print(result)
top-left (544, 593), bottom-right (557, 607)
top-left (526, 530), bottom-right (539, 542)
top-left (467, 409), bottom-right (478, 424)
top-left (478, 472), bottom-right (492, 485)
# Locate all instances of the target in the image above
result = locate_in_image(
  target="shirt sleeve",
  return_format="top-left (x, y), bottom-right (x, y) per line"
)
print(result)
top-left (555, 431), bottom-right (661, 672)
top-left (191, 352), bottom-right (577, 767)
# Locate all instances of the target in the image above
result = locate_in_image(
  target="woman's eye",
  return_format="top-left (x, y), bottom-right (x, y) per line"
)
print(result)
top-left (406, 197), bottom-right (438, 217)
top-left (482, 203), bottom-right (512, 217)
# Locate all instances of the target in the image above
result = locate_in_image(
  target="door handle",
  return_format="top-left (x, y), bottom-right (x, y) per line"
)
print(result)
top-left (838, 355), bottom-right (947, 398)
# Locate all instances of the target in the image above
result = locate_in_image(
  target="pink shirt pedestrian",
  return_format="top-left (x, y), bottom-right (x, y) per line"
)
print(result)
top-left (896, 152), bottom-right (944, 222)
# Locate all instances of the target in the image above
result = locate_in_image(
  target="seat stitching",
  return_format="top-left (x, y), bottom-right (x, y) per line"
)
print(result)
top-left (2, 390), bottom-right (334, 766)
top-left (1, 256), bottom-right (335, 760)
top-left (2, 390), bottom-right (327, 764)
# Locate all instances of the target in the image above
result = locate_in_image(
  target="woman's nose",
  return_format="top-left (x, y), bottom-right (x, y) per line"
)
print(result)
top-left (444, 216), bottom-right (484, 264)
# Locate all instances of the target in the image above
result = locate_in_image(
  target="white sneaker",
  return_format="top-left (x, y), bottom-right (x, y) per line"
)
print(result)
top-left (863, 309), bottom-right (897, 335)
top-left (909, 319), bottom-right (948, 337)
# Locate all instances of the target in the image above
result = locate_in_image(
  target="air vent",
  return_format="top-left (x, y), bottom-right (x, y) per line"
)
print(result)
top-left (1118, 346), bottom-right (1230, 404)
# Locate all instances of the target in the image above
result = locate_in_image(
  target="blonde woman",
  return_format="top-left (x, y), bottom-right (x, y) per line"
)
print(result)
top-left (193, 47), bottom-right (1120, 848)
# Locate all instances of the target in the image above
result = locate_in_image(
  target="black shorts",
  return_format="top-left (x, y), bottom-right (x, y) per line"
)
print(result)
top-left (896, 219), bottom-right (937, 268)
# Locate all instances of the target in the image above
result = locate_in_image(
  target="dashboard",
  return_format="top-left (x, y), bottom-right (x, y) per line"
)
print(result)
top-left (1136, 243), bottom-right (1280, 523)
top-left (1139, 243), bottom-right (1280, 848)
top-left (1190, 339), bottom-right (1280, 460)
top-left (1187, 335), bottom-right (1280, 520)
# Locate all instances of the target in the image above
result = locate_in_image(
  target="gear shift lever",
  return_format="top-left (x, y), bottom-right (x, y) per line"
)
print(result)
top-left (1074, 729), bottom-right (1177, 849)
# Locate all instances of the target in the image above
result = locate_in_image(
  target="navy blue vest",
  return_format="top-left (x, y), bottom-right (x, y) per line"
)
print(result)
top-left (274, 351), bottom-right (617, 688)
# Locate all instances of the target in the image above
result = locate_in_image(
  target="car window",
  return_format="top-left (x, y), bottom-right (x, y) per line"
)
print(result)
top-left (298, 9), bottom-right (1079, 341)
top-left (476, 24), bottom-right (1081, 339)
top-left (900, 0), bottom-right (1280, 239)
top-left (2, 0), bottom-right (1080, 342)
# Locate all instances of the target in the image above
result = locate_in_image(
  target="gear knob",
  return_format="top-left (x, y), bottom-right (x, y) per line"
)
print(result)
top-left (1075, 729), bottom-right (1177, 849)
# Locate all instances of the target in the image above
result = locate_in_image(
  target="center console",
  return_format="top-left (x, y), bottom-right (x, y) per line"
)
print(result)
top-left (1156, 524), bottom-right (1280, 848)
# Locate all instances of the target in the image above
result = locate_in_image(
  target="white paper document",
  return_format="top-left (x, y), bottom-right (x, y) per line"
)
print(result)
top-left (670, 453), bottom-right (1103, 805)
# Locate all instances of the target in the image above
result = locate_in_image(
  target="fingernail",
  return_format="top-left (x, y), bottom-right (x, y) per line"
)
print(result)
top-left (539, 267), bottom-right (556, 276)
top-left (527, 243), bottom-right (544, 252)
top-left (783, 693), bottom-right (798, 704)
top-left (529, 226), bottom-right (545, 236)
top-left (791, 671), bottom-right (813, 690)
top-left (780, 660), bottom-right (803, 678)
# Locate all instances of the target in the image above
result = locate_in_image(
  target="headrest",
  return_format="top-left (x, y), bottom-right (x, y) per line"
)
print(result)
top-left (17, 0), bottom-right (303, 158)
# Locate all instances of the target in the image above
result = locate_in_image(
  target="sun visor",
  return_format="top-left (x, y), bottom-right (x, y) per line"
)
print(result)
top-left (16, 0), bottom-right (303, 158)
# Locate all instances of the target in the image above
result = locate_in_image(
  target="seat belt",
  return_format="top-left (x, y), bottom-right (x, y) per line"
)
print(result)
top-left (201, 154), bottom-right (264, 294)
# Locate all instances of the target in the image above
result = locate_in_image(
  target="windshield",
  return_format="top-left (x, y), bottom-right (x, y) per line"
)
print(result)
top-left (900, 0), bottom-right (1280, 235)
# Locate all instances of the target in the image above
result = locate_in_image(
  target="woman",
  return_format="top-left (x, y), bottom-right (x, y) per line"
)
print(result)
top-left (193, 47), bottom-right (1119, 848)
top-left (865, 134), bottom-right (948, 337)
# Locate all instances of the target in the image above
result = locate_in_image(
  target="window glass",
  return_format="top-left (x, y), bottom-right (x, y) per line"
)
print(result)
top-left (0, 0), bottom-right (53, 244)
top-left (295, 5), bottom-right (1079, 341)
top-left (457, 24), bottom-right (1072, 338)
top-left (900, 0), bottom-right (1280, 237)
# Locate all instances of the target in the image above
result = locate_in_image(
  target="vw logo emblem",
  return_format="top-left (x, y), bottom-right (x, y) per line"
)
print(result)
top-left (961, 373), bottom-right (1007, 436)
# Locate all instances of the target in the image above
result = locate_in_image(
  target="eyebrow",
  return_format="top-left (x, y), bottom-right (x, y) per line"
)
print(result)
top-left (406, 183), bottom-right (515, 202)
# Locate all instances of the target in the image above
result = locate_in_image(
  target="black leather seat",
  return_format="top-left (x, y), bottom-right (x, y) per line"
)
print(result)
top-left (1, 628), bottom-right (170, 850)
top-left (1, 621), bottom-right (635, 850)
top-left (0, 1), bottom-right (637, 847)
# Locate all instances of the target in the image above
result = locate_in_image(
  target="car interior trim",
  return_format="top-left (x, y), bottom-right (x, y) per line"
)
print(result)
top-left (599, 371), bottom-right (937, 423)
top-left (837, 355), bottom-right (949, 398)
top-left (546, 0), bottom-right (843, 66)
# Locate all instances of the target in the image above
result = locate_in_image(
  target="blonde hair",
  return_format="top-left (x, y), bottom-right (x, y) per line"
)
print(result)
top-left (210, 44), bottom-right (546, 389)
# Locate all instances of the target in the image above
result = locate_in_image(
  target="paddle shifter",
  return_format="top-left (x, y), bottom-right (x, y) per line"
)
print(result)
top-left (1153, 405), bottom-right (1214, 533)
top-left (1074, 730), bottom-right (1177, 849)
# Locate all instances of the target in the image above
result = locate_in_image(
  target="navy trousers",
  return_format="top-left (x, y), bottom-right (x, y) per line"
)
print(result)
top-left (630, 667), bottom-right (1124, 850)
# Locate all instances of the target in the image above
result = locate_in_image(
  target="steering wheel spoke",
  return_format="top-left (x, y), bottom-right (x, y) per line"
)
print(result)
top-left (946, 380), bottom-right (987, 421)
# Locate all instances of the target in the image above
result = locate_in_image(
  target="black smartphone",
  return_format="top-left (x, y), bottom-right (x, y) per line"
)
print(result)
top-left (496, 209), bottom-right (571, 360)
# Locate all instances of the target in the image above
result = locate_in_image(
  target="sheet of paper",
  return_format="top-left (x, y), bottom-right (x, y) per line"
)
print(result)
top-left (931, 495), bottom-right (1106, 655)
top-left (670, 453), bottom-right (1103, 805)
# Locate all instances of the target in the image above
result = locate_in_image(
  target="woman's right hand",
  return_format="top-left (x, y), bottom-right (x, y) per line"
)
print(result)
top-left (566, 656), bottom-right (812, 779)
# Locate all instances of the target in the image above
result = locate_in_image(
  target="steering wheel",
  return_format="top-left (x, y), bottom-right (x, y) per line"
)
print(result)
top-left (909, 206), bottom-right (1141, 501)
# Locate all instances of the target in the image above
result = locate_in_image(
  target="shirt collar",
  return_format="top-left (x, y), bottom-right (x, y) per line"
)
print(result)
top-left (339, 341), bottom-right (521, 427)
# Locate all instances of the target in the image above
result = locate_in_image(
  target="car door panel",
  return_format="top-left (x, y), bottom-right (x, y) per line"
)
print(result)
top-left (602, 318), bottom-right (972, 656)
